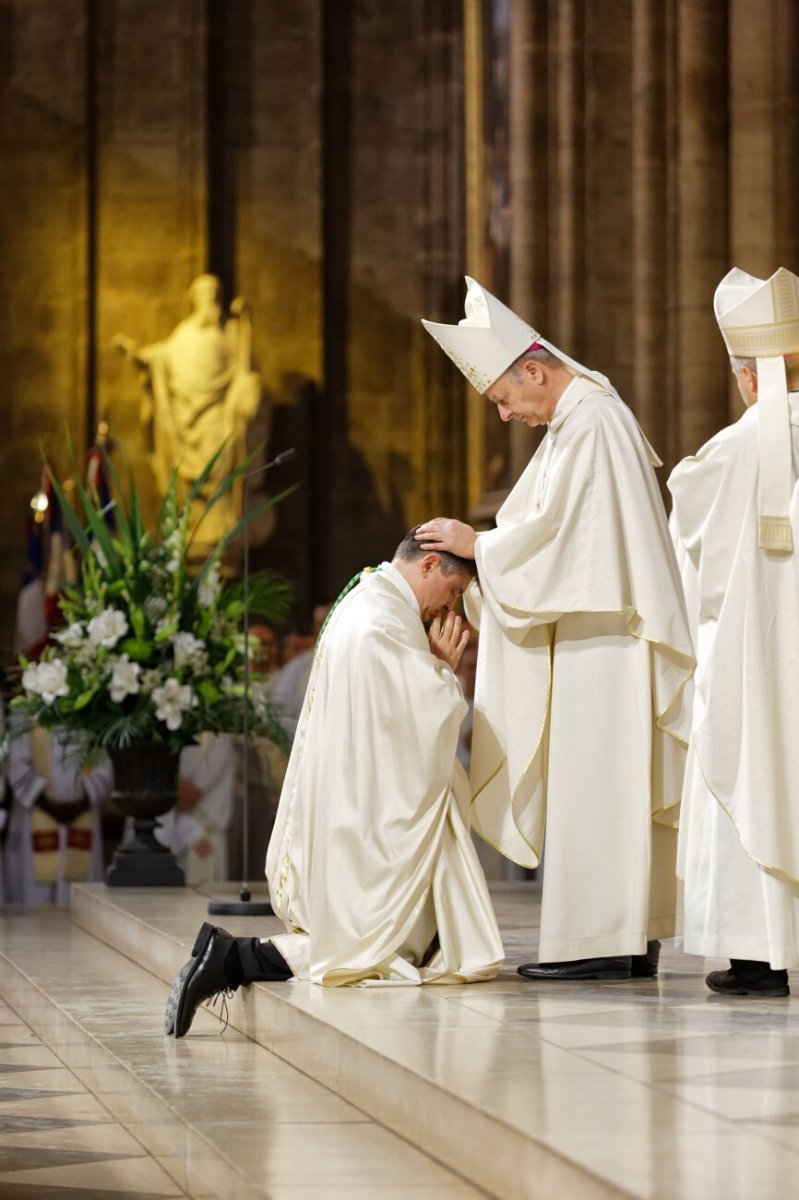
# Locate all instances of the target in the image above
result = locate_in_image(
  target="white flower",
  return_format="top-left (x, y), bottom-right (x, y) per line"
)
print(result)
top-left (153, 678), bottom-right (196, 731)
top-left (139, 668), bottom-right (164, 693)
top-left (88, 608), bottom-right (128, 648)
top-left (23, 659), bottom-right (70, 704)
top-left (252, 680), bottom-right (271, 718)
top-left (109, 655), bottom-right (141, 703)
top-left (163, 530), bottom-right (184, 574)
top-left (155, 616), bottom-right (175, 639)
top-left (198, 565), bottom-right (221, 608)
top-left (172, 631), bottom-right (207, 671)
top-left (53, 622), bottom-right (85, 648)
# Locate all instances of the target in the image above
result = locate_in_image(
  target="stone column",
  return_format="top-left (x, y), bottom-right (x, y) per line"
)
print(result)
top-left (673, 0), bottom-right (729, 458)
top-left (0, 0), bottom-right (90, 650)
top-left (549, 0), bottom-right (585, 360)
top-left (631, 0), bottom-right (670, 457)
top-left (413, 0), bottom-right (468, 521)
top-left (96, 0), bottom-right (208, 524)
top-left (729, 0), bottom-right (799, 417)
top-left (508, 0), bottom-right (548, 481)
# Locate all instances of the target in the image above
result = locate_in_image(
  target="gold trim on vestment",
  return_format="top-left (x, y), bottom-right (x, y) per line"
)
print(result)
top-left (758, 515), bottom-right (794, 553)
top-left (723, 319), bottom-right (799, 358)
top-left (471, 818), bottom-right (543, 869)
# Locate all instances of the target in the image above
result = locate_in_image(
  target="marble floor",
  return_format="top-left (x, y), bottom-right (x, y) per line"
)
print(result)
top-left (1, 881), bottom-right (799, 1199)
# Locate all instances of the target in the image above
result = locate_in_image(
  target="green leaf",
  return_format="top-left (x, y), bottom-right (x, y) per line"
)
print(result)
top-left (119, 637), bottom-right (153, 662)
top-left (46, 466), bottom-right (92, 558)
top-left (73, 687), bottom-right (100, 711)
top-left (197, 679), bottom-right (221, 704)
top-left (224, 569), bottom-right (294, 622)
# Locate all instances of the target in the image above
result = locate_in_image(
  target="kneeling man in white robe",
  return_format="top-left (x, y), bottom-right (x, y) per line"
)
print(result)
top-left (165, 530), bottom-right (504, 1036)
top-left (418, 278), bottom-right (695, 982)
top-left (669, 266), bottom-right (799, 998)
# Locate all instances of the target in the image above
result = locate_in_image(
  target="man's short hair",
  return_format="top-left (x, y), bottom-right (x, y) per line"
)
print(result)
top-left (730, 355), bottom-right (757, 375)
top-left (509, 346), bottom-right (561, 376)
top-left (393, 527), bottom-right (477, 578)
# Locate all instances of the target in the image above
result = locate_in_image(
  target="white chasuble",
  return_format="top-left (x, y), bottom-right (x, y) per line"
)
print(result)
top-left (467, 377), bottom-right (694, 959)
top-left (669, 397), bottom-right (799, 967)
top-left (266, 563), bottom-right (504, 986)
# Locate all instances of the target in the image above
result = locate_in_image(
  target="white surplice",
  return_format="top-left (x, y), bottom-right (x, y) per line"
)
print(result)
top-left (669, 396), bottom-right (799, 968)
top-left (265, 562), bottom-right (504, 986)
top-left (467, 376), bottom-right (695, 962)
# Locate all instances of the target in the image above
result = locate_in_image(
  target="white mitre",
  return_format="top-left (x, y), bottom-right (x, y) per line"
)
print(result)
top-left (421, 276), bottom-right (662, 465)
top-left (421, 276), bottom-right (621, 397)
top-left (421, 277), bottom-right (540, 394)
top-left (715, 266), bottom-right (799, 554)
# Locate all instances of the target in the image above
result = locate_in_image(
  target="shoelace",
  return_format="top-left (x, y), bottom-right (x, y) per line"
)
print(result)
top-left (206, 986), bottom-right (236, 1034)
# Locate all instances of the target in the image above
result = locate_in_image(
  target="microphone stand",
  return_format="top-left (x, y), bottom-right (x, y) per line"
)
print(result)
top-left (208, 448), bottom-right (297, 917)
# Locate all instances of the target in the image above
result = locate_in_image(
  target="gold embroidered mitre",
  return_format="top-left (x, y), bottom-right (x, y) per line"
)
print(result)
top-left (421, 277), bottom-right (540, 394)
top-left (421, 277), bottom-right (663, 466)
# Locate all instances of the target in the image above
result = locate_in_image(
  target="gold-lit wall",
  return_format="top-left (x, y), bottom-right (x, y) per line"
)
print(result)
top-left (0, 0), bottom-right (796, 659)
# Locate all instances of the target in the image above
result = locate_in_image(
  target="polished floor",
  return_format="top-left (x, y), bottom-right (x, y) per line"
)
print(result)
top-left (1, 881), bottom-right (798, 1199)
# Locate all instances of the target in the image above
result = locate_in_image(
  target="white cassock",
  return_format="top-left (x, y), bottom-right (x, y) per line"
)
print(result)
top-left (467, 375), bottom-right (695, 962)
top-left (265, 561), bottom-right (504, 986)
top-left (669, 396), bottom-right (799, 968)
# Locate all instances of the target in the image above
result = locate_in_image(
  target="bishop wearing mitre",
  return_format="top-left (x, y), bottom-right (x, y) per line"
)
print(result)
top-left (669, 267), bottom-right (799, 998)
top-left (417, 278), bottom-right (695, 981)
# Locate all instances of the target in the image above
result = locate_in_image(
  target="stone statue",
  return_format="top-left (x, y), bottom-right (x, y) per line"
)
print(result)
top-left (113, 274), bottom-right (264, 547)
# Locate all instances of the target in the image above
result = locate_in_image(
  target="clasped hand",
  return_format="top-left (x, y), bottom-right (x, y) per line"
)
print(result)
top-left (429, 610), bottom-right (470, 671)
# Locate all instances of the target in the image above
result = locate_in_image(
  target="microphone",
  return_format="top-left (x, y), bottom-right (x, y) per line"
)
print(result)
top-left (207, 444), bottom-right (298, 918)
top-left (244, 447), bottom-right (297, 481)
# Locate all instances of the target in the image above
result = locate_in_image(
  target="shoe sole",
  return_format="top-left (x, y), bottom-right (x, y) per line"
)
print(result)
top-left (167, 923), bottom-right (217, 1038)
top-left (706, 980), bottom-right (789, 998)
top-left (517, 970), bottom-right (631, 981)
top-left (164, 961), bottom-right (192, 1035)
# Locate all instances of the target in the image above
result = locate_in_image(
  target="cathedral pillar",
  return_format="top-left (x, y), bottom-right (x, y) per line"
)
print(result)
top-left (508, 0), bottom-right (548, 480)
top-left (549, 0), bottom-right (585, 361)
top-left (673, 0), bottom-right (729, 457)
top-left (95, 0), bottom-right (209, 521)
top-left (729, 0), bottom-right (799, 417)
top-left (631, 0), bottom-right (670, 456)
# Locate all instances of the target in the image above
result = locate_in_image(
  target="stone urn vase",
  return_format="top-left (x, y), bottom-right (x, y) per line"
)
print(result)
top-left (105, 743), bottom-right (184, 887)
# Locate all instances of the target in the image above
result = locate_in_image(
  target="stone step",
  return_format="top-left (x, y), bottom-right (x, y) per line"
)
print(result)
top-left (0, 907), bottom-right (493, 1200)
top-left (68, 882), bottom-right (634, 1200)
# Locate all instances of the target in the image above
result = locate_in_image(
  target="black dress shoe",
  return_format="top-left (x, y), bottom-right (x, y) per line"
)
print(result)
top-left (164, 922), bottom-right (217, 1036)
top-left (706, 968), bottom-right (789, 998)
top-left (517, 956), bottom-right (631, 980)
top-left (631, 940), bottom-right (661, 978)
top-left (165, 923), bottom-right (240, 1038)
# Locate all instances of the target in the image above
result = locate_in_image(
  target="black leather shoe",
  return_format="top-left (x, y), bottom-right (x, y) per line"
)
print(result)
top-left (165, 922), bottom-right (240, 1038)
top-left (631, 940), bottom-right (660, 978)
top-left (706, 968), bottom-right (789, 998)
top-left (517, 956), bottom-right (631, 980)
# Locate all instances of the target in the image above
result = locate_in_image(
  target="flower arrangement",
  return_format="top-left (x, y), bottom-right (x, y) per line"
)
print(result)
top-left (11, 445), bottom-right (294, 759)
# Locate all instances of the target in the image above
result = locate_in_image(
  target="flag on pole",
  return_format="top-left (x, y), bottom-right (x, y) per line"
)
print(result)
top-left (14, 465), bottom-right (50, 659)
